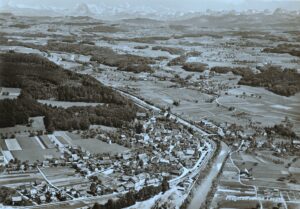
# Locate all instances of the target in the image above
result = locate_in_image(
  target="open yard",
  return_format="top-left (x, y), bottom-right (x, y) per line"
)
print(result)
top-left (68, 134), bottom-right (128, 155)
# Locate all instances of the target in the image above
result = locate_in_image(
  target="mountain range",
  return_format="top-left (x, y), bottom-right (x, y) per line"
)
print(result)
top-left (0, 0), bottom-right (300, 20)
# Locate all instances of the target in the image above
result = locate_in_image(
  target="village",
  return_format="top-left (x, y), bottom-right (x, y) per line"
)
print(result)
top-left (2, 97), bottom-right (298, 208)
top-left (0, 108), bottom-right (216, 207)
top-left (0, 80), bottom-right (299, 208)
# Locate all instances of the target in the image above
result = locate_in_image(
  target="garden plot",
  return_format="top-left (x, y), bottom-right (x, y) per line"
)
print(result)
top-left (16, 136), bottom-right (44, 150)
top-left (41, 167), bottom-right (90, 190)
top-left (11, 148), bottom-right (60, 163)
top-left (66, 132), bottom-right (128, 154)
top-left (38, 135), bottom-right (55, 149)
top-left (3, 135), bottom-right (61, 163)
top-left (5, 138), bottom-right (22, 151)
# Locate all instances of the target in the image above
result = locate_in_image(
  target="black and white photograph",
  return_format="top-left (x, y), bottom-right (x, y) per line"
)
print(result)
top-left (0, 0), bottom-right (299, 208)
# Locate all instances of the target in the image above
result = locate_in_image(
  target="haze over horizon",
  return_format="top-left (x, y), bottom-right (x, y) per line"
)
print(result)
top-left (1, 0), bottom-right (300, 15)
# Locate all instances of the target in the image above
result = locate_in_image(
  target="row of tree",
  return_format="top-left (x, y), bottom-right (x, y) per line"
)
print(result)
top-left (92, 178), bottom-right (169, 209)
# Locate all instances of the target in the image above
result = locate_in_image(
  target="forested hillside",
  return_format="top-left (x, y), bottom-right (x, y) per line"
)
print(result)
top-left (0, 52), bottom-right (137, 130)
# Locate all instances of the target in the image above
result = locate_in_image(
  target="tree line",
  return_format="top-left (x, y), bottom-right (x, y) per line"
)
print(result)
top-left (210, 66), bottom-right (300, 96)
top-left (92, 178), bottom-right (169, 209)
top-left (0, 91), bottom-right (136, 131)
top-left (239, 67), bottom-right (300, 97)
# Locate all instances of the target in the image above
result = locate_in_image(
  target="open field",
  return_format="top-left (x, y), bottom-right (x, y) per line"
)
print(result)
top-left (40, 167), bottom-right (88, 188)
top-left (0, 135), bottom-right (61, 163)
top-left (11, 149), bottom-right (60, 163)
top-left (210, 145), bottom-right (300, 208)
top-left (66, 132), bottom-right (128, 154)
top-left (71, 138), bottom-right (128, 154)
top-left (16, 136), bottom-right (43, 150)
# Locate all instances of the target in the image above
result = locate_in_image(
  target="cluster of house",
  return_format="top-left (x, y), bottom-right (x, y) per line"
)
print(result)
top-left (62, 114), bottom-right (208, 196)
top-left (13, 181), bottom-right (74, 205)
top-left (5, 159), bottom-right (39, 174)
top-left (8, 113), bottom-right (209, 205)
top-left (194, 78), bottom-right (230, 95)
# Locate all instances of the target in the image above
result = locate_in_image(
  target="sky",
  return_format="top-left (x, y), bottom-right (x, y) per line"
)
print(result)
top-left (1, 0), bottom-right (300, 13)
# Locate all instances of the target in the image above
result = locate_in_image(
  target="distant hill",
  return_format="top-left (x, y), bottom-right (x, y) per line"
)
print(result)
top-left (1, 0), bottom-right (299, 20)
top-left (121, 18), bottom-right (162, 24)
top-left (171, 12), bottom-right (300, 28)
